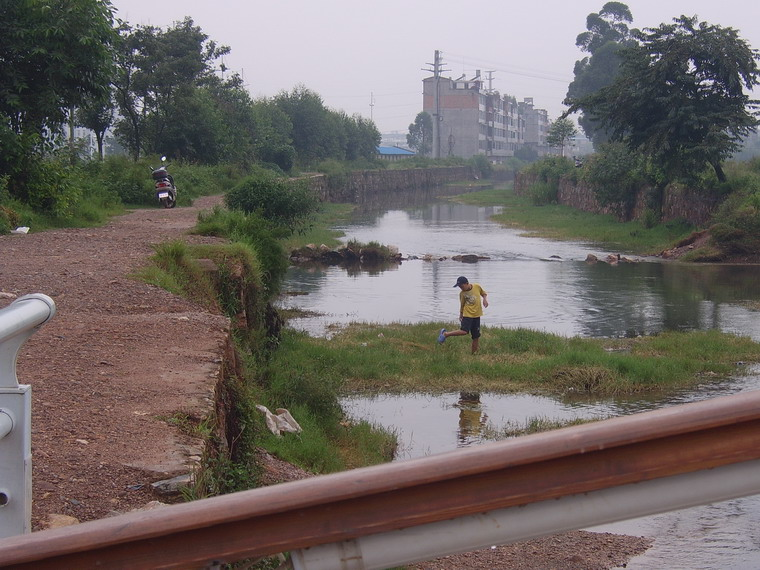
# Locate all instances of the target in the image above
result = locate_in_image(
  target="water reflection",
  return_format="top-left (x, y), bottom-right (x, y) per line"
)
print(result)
top-left (455, 392), bottom-right (486, 446)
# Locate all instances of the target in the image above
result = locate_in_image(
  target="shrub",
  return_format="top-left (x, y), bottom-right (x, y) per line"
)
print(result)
top-left (581, 143), bottom-right (648, 217)
top-left (195, 206), bottom-right (288, 295)
top-left (93, 155), bottom-right (153, 205)
top-left (469, 154), bottom-right (493, 179)
top-left (527, 181), bottom-right (558, 205)
top-left (711, 201), bottom-right (760, 254)
top-left (23, 159), bottom-right (81, 216)
top-left (522, 156), bottom-right (575, 205)
top-left (225, 171), bottom-right (320, 235)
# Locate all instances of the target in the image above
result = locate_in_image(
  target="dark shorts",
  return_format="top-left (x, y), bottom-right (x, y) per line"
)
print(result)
top-left (460, 317), bottom-right (481, 339)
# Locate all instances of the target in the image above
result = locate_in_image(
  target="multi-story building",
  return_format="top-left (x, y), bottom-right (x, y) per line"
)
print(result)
top-left (422, 71), bottom-right (548, 162)
top-left (518, 97), bottom-right (550, 157)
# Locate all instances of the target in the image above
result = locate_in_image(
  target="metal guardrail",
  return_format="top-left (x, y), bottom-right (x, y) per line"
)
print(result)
top-left (0, 387), bottom-right (759, 568)
top-left (0, 294), bottom-right (56, 539)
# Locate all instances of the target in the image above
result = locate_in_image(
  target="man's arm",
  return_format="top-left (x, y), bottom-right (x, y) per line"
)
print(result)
top-left (481, 290), bottom-right (489, 309)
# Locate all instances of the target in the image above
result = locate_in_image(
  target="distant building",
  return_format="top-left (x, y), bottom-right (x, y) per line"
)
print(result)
top-left (422, 72), bottom-right (549, 163)
top-left (376, 146), bottom-right (416, 161)
top-left (518, 97), bottom-right (550, 157)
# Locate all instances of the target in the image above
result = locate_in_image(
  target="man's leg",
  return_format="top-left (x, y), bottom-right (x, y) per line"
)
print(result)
top-left (445, 329), bottom-right (467, 339)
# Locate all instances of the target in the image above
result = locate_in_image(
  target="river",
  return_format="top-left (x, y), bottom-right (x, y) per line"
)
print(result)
top-left (278, 196), bottom-right (760, 569)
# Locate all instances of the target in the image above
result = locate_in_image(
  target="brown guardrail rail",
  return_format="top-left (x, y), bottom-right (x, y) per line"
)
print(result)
top-left (1, 389), bottom-right (760, 568)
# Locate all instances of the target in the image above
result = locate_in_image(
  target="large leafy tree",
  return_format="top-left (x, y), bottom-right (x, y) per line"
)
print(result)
top-left (273, 86), bottom-right (343, 164)
top-left (566, 3), bottom-right (634, 146)
top-left (0, 0), bottom-right (117, 198)
top-left (113, 17), bottom-right (230, 161)
top-left (273, 86), bottom-right (378, 165)
top-left (407, 112), bottom-right (432, 156)
top-left (566, 15), bottom-right (760, 185)
top-left (342, 113), bottom-right (381, 161)
top-left (249, 98), bottom-right (295, 171)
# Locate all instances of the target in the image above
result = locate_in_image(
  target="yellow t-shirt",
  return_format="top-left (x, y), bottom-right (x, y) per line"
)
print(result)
top-left (460, 283), bottom-right (486, 318)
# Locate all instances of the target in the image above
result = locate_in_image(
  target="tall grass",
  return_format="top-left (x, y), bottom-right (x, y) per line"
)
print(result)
top-left (269, 324), bottom-right (760, 397)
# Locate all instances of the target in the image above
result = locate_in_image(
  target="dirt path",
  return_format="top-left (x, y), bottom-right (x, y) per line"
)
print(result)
top-left (0, 197), bottom-right (652, 567)
top-left (1, 196), bottom-right (229, 528)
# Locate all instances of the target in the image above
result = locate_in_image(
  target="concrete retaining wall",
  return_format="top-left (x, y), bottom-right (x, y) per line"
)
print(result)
top-left (307, 166), bottom-right (476, 208)
top-left (515, 173), bottom-right (722, 226)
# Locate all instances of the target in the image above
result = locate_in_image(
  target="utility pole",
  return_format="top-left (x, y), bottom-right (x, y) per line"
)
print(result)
top-left (485, 71), bottom-right (496, 161)
top-left (423, 50), bottom-right (448, 159)
top-left (370, 92), bottom-right (374, 122)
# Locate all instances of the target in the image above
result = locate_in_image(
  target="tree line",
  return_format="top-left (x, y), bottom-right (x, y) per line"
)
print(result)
top-left (0, 0), bottom-right (380, 214)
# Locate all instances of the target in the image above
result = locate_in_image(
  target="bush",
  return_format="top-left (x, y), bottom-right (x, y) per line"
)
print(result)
top-left (711, 191), bottom-right (760, 255)
top-left (469, 154), bottom-right (493, 179)
top-left (23, 159), bottom-right (82, 216)
top-left (527, 181), bottom-right (558, 205)
top-left (582, 143), bottom-right (648, 217)
top-left (93, 155), bottom-right (153, 205)
top-left (522, 156), bottom-right (575, 205)
top-left (195, 206), bottom-right (288, 295)
top-left (225, 170), bottom-right (320, 235)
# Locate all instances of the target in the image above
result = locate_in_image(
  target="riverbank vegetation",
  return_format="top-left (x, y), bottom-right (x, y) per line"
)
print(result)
top-left (271, 324), bottom-right (760, 398)
top-left (512, 154), bottom-right (760, 261)
top-left (454, 184), bottom-right (695, 255)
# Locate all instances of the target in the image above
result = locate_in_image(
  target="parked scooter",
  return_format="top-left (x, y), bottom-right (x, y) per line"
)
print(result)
top-left (151, 157), bottom-right (177, 209)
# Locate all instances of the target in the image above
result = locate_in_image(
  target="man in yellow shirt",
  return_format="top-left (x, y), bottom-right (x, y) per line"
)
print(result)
top-left (438, 276), bottom-right (489, 354)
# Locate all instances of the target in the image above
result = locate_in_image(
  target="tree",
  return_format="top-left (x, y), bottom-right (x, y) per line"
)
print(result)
top-left (77, 95), bottom-right (115, 160)
top-left (342, 113), bottom-right (381, 161)
top-left (546, 118), bottom-right (578, 156)
top-left (407, 112), bottom-right (432, 156)
top-left (565, 3), bottom-right (635, 146)
top-left (250, 98), bottom-right (295, 171)
top-left (274, 85), bottom-right (344, 164)
top-left (565, 15), bottom-right (760, 186)
top-left (0, 0), bottom-right (117, 200)
top-left (113, 18), bottom-right (230, 161)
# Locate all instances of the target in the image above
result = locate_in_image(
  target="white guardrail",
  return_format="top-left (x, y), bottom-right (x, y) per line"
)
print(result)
top-left (0, 294), bottom-right (56, 538)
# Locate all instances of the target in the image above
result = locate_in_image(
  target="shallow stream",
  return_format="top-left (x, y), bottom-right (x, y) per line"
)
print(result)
top-left (279, 196), bottom-right (760, 568)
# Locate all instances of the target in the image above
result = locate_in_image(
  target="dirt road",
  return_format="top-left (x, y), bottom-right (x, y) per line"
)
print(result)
top-left (1, 196), bottom-right (228, 528)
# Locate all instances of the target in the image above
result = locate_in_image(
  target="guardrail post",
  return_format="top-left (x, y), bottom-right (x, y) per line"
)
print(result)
top-left (0, 294), bottom-right (56, 538)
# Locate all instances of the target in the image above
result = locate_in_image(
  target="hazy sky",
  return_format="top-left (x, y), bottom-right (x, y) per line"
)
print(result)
top-left (110, 0), bottom-right (760, 134)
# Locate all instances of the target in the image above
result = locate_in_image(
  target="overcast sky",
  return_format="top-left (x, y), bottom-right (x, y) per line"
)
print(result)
top-left (110, 0), bottom-right (760, 134)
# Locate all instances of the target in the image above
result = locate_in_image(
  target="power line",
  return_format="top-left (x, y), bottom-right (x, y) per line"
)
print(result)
top-left (444, 51), bottom-right (573, 84)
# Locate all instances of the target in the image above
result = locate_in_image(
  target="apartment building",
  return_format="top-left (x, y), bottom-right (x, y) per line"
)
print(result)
top-left (518, 97), bottom-right (550, 156)
top-left (422, 72), bottom-right (548, 162)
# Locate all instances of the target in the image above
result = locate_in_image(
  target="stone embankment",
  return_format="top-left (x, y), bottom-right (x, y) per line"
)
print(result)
top-left (307, 166), bottom-right (478, 208)
top-left (515, 172), bottom-right (722, 226)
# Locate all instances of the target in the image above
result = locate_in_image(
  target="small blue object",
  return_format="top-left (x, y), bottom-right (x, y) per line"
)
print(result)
top-left (438, 328), bottom-right (446, 344)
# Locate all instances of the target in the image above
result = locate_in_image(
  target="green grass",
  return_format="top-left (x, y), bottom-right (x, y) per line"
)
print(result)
top-left (488, 415), bottom-right (601, 438)
top-left (269, 325), bottom-right (760, 397)
top-left (450, 184), bottom-right (695, 255)
top-left (280, 202), bottom-right (356, 251)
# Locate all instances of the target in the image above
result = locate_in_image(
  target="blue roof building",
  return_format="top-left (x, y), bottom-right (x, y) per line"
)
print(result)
top-left (376, 146), bottom-right (416, 161)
